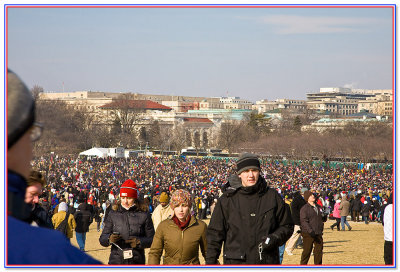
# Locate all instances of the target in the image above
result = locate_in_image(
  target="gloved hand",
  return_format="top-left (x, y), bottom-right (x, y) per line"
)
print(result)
top-left (109, 233), bottom-right (121, 243)
top-left (126, 237), bottom-right (141, 248)
top-left (260, 235), bottom-right (278, 251)
top-left (309, 231), bottom-right (317, 239)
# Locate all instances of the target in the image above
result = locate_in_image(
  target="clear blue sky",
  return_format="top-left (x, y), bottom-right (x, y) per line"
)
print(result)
top-left (7, 5), bottom-right (393, 102)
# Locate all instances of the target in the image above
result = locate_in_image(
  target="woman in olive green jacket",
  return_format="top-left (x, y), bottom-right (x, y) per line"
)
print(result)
top-left (148, 189), bottom-right (207, 265)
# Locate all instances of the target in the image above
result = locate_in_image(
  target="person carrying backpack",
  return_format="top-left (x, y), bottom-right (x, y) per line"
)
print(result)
top-left (52, 202), bottom-right (76, 242)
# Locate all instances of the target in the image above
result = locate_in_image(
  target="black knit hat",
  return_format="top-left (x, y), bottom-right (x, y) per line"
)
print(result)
top-left (236, 153), bottom-right (261, 174)
top-left (7, 69), bottom-right (35, 149)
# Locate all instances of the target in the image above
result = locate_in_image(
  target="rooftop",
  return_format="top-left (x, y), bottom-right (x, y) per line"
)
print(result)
top-left (100, 100), bottom-right (172, 111)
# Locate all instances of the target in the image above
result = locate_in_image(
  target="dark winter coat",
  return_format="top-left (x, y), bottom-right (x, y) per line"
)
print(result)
top-left (290, 191), bottom-right (307, 226)
top-left (29, 203), bottom-right (54, 229)
top-left (74, 203), bottom-right (93, 233)
top-left (99, 204), bottom-right (155, 264)
top-left (361, 203), bottom-right (371, 217)
top-left (206, 176), bottom-right (294, 265)
top-left (94, 205), bottom-right (103, 222)
top-left (300, 203), bottom-right (325, 235)
top-left (40, 200), bottom-right (51, 214)
top-left (352, 197), bottom-right (362, 212)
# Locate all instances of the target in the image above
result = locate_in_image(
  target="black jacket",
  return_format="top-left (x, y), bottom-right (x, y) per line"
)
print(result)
top-left (99, 204), bottom-right (155, 264)
top-left (352, 197), bottom-right (362, 212)
top-left (94, 205), bottom-right (103, 222)
top-left (300, 203), bottom-right (325, 235)
top-left (74, 203), bottom-right (93, 233)
top-left (29, 204), bottom-right (53, 229)
top-left (206, 176), bottom-right (294, 265)
top-left (290, 192), bottom-right (307, 226)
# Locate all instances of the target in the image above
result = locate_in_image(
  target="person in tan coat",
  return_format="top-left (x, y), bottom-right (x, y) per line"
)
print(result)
top-left (148, 189), bottom-right (207, 265)
top-left (52, 202), bottom-right (77, 242)
top-left (151, 192), bottom-right (173, 231)
top-left (339, 195), bottom-right (352, 231)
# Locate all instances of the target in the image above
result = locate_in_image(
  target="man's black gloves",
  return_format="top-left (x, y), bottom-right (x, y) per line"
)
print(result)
top-left (260, 235), bottom-right (279, 251)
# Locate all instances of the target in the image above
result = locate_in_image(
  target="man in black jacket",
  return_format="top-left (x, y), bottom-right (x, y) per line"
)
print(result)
top-left (285, 187), bottom-right (307, 255)
top-left (206, 153), bottom-right (294, 265)
top-left (74, 197), bottom-right (93, 251)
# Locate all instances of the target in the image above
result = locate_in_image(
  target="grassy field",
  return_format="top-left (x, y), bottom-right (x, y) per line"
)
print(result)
top-left (72, 218), bottom-right (387, 266)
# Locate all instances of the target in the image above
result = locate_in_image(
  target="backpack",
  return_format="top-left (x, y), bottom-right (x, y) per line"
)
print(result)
top-left (56, 212), bottom-right (70, 236)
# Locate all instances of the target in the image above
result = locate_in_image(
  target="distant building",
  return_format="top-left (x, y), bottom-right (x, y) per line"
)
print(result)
top-left (199, 98), bottom-right (224, 110)
top-left (253, 99), bottom-right (279, 113)
top-left (218, 96), bottom-right (253, 110)
top-left (357, 93), bottom-right (393, 118)
top-left (307, 96), bottom-right (358, 116)
top-left (306, 87), bottom-right (374, 101)
top-left (304, 87), bottom-right (393, 117)
top-left (253, 98), bottom-right (306, 114)
top-left (301, 116), bottom-right (386, 132)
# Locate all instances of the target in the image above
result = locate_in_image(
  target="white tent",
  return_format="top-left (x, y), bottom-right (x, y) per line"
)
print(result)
top-left (79, 147), bottom-right (109, 158)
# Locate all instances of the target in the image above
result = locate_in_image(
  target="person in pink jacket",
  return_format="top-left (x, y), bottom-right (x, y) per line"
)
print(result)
top-left (330, 199), bottom-right (341, 231)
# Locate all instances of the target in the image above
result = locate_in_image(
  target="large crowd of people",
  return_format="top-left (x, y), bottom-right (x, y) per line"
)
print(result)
top-left (31, 155), bottom-right (392, 222)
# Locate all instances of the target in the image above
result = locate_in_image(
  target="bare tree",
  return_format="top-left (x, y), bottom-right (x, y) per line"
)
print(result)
top-left (202, 131), bottom-right (208, 148)
top-left (193, 131), bottom-right (201, 150)
top-left (171, 124), bottom-right (187, 153)
top-left (148, 120), bottom-right (161, 149)
top-left (218, 120), bottom-right (246, 153)
top-left (34, 99), bottom-right (94, 155)
top-left (185, 131), bottom-right (192, 147)
top-left (110, 94), bottom-right (143, 134)
top-left (31, 85), bottom-right (44, 101)
top-left (158, 124), bottom-right (174, 153)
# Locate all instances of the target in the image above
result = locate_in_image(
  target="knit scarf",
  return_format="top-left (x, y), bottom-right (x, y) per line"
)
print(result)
top-left (172, 214), bottom-right (191, 230)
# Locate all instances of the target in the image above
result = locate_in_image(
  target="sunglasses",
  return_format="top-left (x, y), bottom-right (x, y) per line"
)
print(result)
top-left (30, 122), bottom-right (43, 142)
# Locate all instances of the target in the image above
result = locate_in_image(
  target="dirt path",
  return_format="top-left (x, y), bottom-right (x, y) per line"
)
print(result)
top-left (71, 219), bottom-right (385, 265)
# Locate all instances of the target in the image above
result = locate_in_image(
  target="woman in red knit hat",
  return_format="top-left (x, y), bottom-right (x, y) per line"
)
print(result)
top-left (99, 179), bottom-right (155, 264)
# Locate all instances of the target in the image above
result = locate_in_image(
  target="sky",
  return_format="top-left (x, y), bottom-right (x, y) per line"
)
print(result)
top-left (6, 4), bottom-right (394, 102)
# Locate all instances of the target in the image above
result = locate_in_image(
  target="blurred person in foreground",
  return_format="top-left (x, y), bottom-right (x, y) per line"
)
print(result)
top-left (148, 189), bottom-right (207, 264)
top-left (25, 170), bottom-right (53, 228)
top-left (7, 69), bottom-right (100, 265)
top-left (206, 153), bottom-right (294, 264)
top-left (99, 179), bottom-right (155, 264)
top-left (299, 191), bottom-right (327, 265)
